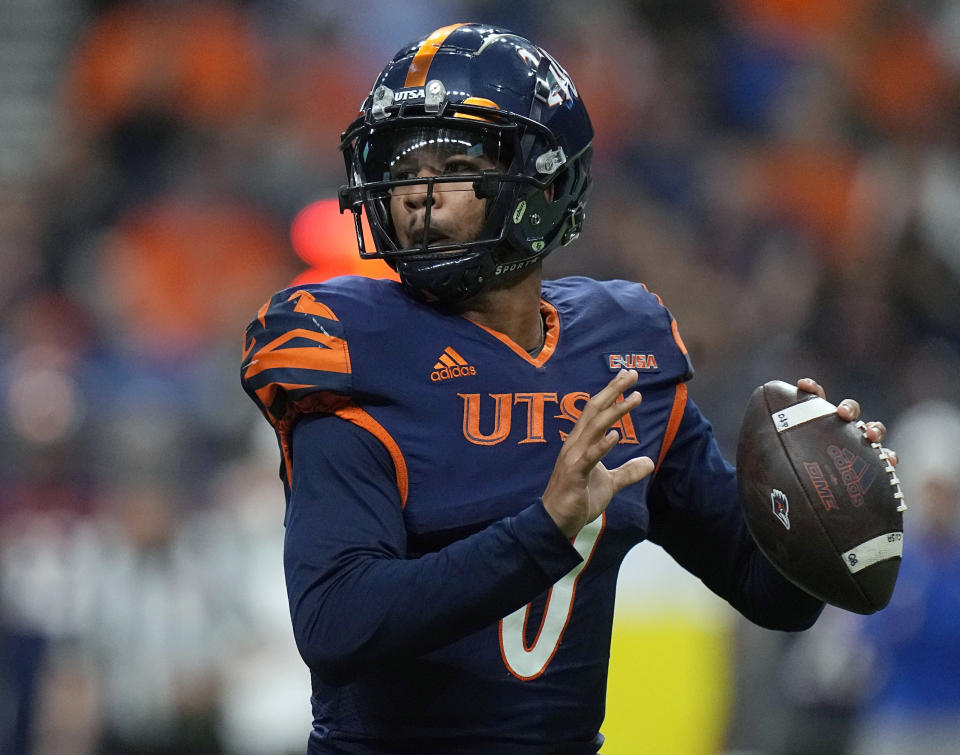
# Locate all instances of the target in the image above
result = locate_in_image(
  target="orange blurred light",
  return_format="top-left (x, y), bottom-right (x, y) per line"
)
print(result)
top-left (100, 199), bottom-right (292, 353)
top-left (290, 198), bottom-right (397, 283)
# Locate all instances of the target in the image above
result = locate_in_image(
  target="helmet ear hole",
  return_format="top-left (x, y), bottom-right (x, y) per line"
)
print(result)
top-left (544, 177), bottom-right (558, 203)
top-left (545, 164), bottom-right (574, 204)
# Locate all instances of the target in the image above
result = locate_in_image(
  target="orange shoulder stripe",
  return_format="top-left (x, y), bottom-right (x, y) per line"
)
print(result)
top-left (243, 328), bottom-right (351, 380)
top-left (639, 283), bottom-right (687, 355)
top-left (671, 319), bottom-right (688, 355)
top-left (274, 394), bottom-right (409, 509)
top-left (256, 298), bottom-right (270, 328)
top-left (655, 382), bottom-right (688, 473)
top-left (334, 405), bottom-right (409, 508)
top-left (288, 289), bottom-right (339, 321)
top-left (241, 332), bottom-right (256, 362)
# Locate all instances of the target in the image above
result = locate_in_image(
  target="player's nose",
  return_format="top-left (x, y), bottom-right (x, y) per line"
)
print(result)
top-left (402, 174), bottom-right (441, 210)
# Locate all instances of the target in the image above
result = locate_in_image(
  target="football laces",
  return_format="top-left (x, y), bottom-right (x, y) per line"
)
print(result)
top-left (856, 420), bottom-right (906, 512)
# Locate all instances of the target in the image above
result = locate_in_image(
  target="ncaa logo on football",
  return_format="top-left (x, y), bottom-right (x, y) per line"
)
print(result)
top-left (770, 489), bottom-right (790, 530)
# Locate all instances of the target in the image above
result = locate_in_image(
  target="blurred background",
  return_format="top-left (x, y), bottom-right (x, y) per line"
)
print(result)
top-left (1, 0), bottom-right (958, 753)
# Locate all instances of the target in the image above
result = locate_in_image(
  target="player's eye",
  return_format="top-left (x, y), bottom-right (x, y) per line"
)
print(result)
top-left (441, 158), bottom-right (477, 175)
top-left (391, 166), bottom-right (419, 180)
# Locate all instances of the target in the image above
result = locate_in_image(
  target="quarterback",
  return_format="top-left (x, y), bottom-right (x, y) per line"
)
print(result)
top-left (241, 23), bottom-right (890, 753)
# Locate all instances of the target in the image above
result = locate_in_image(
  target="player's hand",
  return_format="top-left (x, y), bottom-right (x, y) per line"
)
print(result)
top-left (797, 378), bottom-right (898, 468)
top-left (542, 369), bottom-right (654, 538)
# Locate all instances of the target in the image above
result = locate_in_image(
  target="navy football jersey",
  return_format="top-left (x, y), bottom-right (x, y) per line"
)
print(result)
top-left (241, 276), bottom-right (822, 753)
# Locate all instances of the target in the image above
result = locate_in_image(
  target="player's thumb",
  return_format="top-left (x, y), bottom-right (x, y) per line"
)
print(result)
top-left (610, 455), bottom-right (654, 494)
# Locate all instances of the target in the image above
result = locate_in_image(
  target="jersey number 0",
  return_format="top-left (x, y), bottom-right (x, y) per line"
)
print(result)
top-left (498, 514), bottom-right (605, 679)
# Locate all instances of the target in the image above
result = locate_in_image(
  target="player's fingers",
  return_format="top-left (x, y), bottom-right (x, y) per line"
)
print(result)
top-left (576, 428), bottom-right (623, 471)
top-left (862, 420), bottom-right (885, 442)
top-left (589, 370), bottom-right (639, 412)
top-left (882, 447), bottom-right (899, 468)
top-left (588, 370), bottom-right (638, 412)
top-left (837, 398), bottom-right (861, 421)
top-left (608, 455), bottom-right (654, 494)
top-left (566, 370), bottom-right (638, 444)
top-left (797, 377), bottom-right (825, 399)
top-left (593, 390), bottom-right (642, 436)
top-left (798, 379), bottom-right (865, 423)
top-left (568, 391), bottom-right (642, 459)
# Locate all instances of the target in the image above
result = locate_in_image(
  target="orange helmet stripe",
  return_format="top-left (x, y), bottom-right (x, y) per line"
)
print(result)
top-left (404, 22), bottom-right (469, 87)
top-left (455, 97), bottom-right (500, 122)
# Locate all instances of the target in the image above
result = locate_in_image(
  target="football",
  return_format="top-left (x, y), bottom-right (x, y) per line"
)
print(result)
top-left (736, 380), bottom-right (905, 614)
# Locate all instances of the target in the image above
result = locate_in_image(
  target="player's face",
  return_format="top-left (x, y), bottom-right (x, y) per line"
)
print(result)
top-left (368, 126), bottom-right (509, 251)
top-left (389, 148), bottom-right (499, 249)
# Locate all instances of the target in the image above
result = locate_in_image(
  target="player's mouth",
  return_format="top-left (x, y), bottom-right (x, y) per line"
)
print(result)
top-left (407, 227), bottom-right (457, 248)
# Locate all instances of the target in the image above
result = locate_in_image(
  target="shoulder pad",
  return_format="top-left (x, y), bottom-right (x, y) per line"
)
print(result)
top-left (241, 287), bottom-right (352, 430)
top-left (546, 277), bottom-right (694, 382)
top-left (632, 280), bottom-right (694, 382)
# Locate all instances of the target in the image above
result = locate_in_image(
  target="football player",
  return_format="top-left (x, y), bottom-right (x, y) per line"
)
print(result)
top-left (241, 23), bottom-right (892, 754)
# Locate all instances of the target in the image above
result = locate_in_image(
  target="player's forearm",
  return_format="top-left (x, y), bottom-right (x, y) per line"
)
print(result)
top-left (650, 493), bottom-right (824, 629)
top-left (730, 545), bottom-right (825, 629)
top-left (286, 499), bottom-right (580, 682)
top-left (285, 414), bottom-right (582, 683)
top-left (647, 399), bottom-right (824, 629)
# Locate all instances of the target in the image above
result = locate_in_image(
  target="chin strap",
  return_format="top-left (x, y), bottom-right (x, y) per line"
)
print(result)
top-left (561, 200), bottom-right (586, 245)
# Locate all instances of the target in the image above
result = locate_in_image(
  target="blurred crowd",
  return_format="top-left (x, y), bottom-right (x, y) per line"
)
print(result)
top-left (0, 1), bottom-right (958, 753)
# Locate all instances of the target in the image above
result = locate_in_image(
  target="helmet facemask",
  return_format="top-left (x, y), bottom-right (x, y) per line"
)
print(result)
top-left (340, 104), bottom-right (567, 301)
top-left (350, 123), bottom-right (516, 258)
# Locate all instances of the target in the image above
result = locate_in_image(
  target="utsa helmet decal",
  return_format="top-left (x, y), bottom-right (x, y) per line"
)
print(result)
top-left (338, 23), bottom-right (593, 302)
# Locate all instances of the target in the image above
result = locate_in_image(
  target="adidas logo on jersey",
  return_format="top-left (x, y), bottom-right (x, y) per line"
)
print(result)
top-left (430, 347), bottom-right (477, 382)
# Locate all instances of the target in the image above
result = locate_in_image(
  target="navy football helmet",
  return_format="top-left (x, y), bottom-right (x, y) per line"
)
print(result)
top-left (339, 23), bottom-right (593, 301)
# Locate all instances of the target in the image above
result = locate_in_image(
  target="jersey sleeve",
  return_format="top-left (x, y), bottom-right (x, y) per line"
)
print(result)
top-left (241, 287), bottom-right (355, 482)
top-left (637, 281), bottom-right (694, 384)
top-left (645, 396), bottom-right (824, 630)
top-left (241, 287), bottom-right (353, 426)
top-left (285, 413), bottom-right (584, 683)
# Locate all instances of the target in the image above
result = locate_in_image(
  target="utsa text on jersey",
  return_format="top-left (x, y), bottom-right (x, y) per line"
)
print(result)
top-left (459, 390), bottom-right (640, 446)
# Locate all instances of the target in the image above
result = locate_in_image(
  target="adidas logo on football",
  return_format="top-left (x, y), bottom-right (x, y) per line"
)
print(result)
top-left (430, 347), bottom-right (477, 382)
